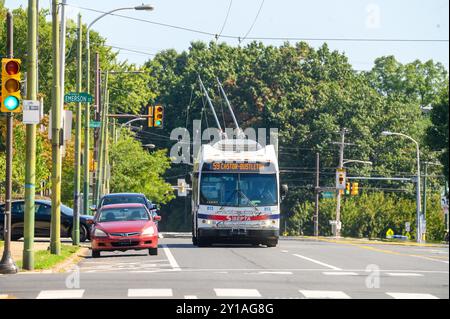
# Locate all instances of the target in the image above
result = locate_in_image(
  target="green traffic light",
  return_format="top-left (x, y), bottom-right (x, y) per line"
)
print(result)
top-left (155, 120), bottom-right (162, 126)
top-left (4, 96), bottom-right (20, 111)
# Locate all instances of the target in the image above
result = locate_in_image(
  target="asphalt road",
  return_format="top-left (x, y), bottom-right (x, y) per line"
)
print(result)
top-left (0, 237), bottom-right (448, 299)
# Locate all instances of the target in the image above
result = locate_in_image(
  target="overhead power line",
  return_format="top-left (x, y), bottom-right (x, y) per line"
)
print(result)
top-left (66, 3), bottom-right (449, 43)
top-left (216, 0), bottom-right (233, 41)
top-left (241, 0), bottom-right (265, 43)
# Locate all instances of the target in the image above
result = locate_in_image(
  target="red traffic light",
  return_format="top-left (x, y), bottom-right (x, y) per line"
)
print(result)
top-left (5, 60), bottom-right (20, 75)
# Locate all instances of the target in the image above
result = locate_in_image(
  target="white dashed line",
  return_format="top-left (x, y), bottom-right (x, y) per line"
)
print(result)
top-left (184, 295), bottom-right (198, 299)
top-left (292, 254), bottom-right (342, 270)
top-left (299, 290), bottom-right (351, 299)
top-left (36, 290), bottom-right (85, 299)
top-left (386, 292), bottom-right (438, 299)
top-left (258, 271), bottom-right (293, 275)
top-left (387, 273), bottom-right (424, 277)
top-left (323, 272), bottom-right (358, 276)
top-left (128, 289), bottom-right (173, 297)
top-left (214, 289), bottom-right (262, 298)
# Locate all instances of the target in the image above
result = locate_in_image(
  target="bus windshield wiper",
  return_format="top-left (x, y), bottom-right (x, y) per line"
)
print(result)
top-left (236, 189), bottom-right (260, 213)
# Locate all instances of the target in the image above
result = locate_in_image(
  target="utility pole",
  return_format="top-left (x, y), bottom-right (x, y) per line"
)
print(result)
top-left (96, 72), bottom-right (108, 203)
top-left (101, 90), bottom-right (110, 195)
top-left (314, 153), bottom-right (320, 237)
top-left (83, 24), bottom-right (91, 216)
top-left (0, 11), bottom-right (18, 275)
top-left (93, 52), bottom-right (101, 205)
top-left (72, 13), bottom-right (83, 246)
top-left (334, 128), bottom-right (349, 238)
top-left (23, 0), bottom-right (38, 270)
top-left (423, 162), bottom-right (428, 229)
top-left (50, 0), bottom-right (62, 255)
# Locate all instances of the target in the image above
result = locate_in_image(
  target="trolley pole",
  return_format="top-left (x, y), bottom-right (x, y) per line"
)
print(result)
top-left (50, 0), bottom-right (62, 255)
top-left (0, 11), bottom-right (18, 274)
top-left (23, 0), bottom-right (38, 270)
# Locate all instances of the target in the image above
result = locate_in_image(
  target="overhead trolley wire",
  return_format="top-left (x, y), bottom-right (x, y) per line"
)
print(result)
top-left (66, 3), bottom-right (449, 43)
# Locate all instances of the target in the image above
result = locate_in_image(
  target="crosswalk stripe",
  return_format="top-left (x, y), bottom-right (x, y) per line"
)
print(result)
top-left (214, 289), bottom-right (261, 297)
top-left (36, 290), bottom-right (85, 299)
top-left (386, 273), bottom-right (424, 277)
top-left (128, 289), bottom-right (173, 297)
top-left (299, 290), bottom-right (351, 299)
top-left (386, 292), bottom-right (438, 299)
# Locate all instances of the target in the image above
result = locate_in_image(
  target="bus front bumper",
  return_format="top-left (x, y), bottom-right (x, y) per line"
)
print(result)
top-left (198, 228), bottom-right (279, 242)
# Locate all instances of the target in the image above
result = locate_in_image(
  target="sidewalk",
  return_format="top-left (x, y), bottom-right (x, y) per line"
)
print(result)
top-left (0, 241), bottom-right (50, 263)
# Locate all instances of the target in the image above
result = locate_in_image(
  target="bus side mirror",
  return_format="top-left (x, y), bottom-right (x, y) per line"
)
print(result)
top-left (280, 184), bottom-right (288, 201)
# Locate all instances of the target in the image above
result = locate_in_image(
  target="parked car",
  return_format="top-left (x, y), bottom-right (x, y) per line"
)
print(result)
top-left (0, 200), bottom-right (94, 242)
top-left (89, 203), bottom-right (161, 258)
top-left (94, 193), bottom-right (159, 218)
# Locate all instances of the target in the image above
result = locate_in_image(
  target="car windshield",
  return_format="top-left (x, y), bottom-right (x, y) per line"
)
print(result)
top-left (101, 196), bottom-right (146, 207)
top-left (200, 173), bottom-right (277, 207)
top-left (98, 207), bottom-right (150, 222)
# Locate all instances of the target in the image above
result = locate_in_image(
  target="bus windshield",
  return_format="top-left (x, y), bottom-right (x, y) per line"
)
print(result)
top-left (200, 173), bottom-right (277, 207)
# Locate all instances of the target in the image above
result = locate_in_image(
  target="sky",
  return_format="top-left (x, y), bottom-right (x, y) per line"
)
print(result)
top-left (4, 0), bottom-right (449, 71)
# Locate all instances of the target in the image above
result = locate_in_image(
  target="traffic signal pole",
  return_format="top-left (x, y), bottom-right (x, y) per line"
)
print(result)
top-left (73, 13), bottom-right (83, 246)
top-left (50, 0), bottom-right (62, 255)
top-left (314, 153), bottom-right (320, 237)
top-left (335, 129), bottom-right (347, 238)
top-left (23, 0), bottom-right (38, 270)
top-left (0, 11), bottom-right (18, 275)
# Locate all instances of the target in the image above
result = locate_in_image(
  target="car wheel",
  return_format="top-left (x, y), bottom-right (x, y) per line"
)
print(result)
top-left (69, 225), bottom-right (88, 243)
top-left (11, 234), bottom-right (22, 241)
top-left (149, 247), bottom-right (158, 256)
top-left (192, 236), bottom-right (198, 246)
top-left (92, 250), bottom-right (100, 258)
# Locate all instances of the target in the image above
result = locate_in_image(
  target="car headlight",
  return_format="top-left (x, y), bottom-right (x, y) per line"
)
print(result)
top-left (94, 228), bottom-right (108, 237)
top-left (142, 227), bottom-right (155, 236)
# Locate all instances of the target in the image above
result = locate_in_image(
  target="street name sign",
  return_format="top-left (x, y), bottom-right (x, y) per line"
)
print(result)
top-left (64, 92), bottom-right (93, 104)
top-left (89, 121), bottom-right (101, 128)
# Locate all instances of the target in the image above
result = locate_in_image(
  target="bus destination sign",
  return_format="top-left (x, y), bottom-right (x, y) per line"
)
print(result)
top-left (203, 162), bottom-right (274, 173)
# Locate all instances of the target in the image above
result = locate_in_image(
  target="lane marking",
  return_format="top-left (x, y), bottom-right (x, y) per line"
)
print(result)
top-left (162, 245), bottom-right (181, 271)
top-left (128, 289), bottom-right (173, 297)
top-left (36, 290), bottom-right (85, 299)
top-left (0, 295), bottom-right (9, 299)
top-left (184, 295), bottom-right (198, 299)
top-left (281, 250), bottom-right (289, 253)
top-left (292, 254), bottom-right (342, 270)
top-left (387, 273), bottom-right (424, 277)
top-left (386, 292), bottom-right (438, 299)
top-left (258, 271), bottom-right (293, 275)
top-left (214, 289), bottom-right (261, 298)
top-left (323, 272), bottom-right (358, 276)
top-left (299, 290), bottom-right (351, 299)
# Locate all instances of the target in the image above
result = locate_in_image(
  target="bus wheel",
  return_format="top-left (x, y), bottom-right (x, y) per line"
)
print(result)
top-left (265, 240), bottom-right (278, 247)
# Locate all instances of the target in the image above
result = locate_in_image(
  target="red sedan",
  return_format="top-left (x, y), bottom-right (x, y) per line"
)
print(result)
top-left (89, 203), bottom-right (161, 258)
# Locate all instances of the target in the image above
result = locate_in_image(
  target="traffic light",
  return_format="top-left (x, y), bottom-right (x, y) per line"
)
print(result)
top-left (153, 105), bottom-right (164, 128)
top-left (147, 105), bottom-right (154, 128)
top-left (345, 182), bottom-right (351, 195)
top-left (351, 182), bottom-right (359, 196)
top-left (1, 58), bottom-right (22, 113)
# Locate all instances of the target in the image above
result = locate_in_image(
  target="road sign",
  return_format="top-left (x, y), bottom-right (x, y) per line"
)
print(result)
top-left (321, 191), bottom-right (335, 199)
top-left (405, 222), bottom-right (411, 232)
top-left (89, 121), bottom-right (101, 128)
top-left (386, 228), bottom-right (394, 238)
top-left (22, 100), bottom-right (41, 124)
top-left (178, 179), bottom-right (188, 197)
top-left (64, 92), bottom-right (93, 104)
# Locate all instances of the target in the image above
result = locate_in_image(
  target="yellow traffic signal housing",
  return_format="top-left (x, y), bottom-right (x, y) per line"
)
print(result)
top-left (153, 105), bottom-right (164, 128)
top-left (1, 58), bottom-right (22, 113)
top-left (345, 182), bottom-right (351, 195)
top-left (148, 105), bottom-right (154, 128)
top-left (351, 182), bottom-right (359, 196)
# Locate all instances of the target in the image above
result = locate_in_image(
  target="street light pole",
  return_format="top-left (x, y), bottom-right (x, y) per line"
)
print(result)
top-left (83, 4), bottom-right (154, 214)
top-left (382, 131), bottom-right (422, 243)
